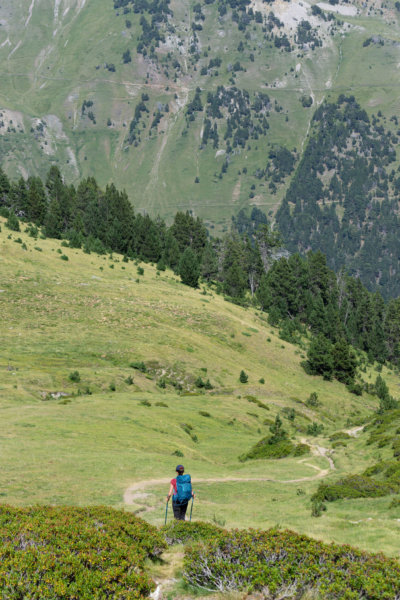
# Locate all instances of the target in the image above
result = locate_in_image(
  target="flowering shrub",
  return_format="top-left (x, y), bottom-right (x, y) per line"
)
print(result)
top-left (183, 528), bottom-right (400, 599)
top-left (0, 505), bottom-right (166, 599)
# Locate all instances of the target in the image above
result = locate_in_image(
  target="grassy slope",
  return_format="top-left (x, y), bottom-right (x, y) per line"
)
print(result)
top-left (0, 1), bottom-right (400, 228)
top-left (1, 217), bottom-right (400, 557)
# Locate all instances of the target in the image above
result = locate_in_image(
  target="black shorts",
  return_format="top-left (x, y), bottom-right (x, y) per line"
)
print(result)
top-left (172, 500), bottom-right (188, 520)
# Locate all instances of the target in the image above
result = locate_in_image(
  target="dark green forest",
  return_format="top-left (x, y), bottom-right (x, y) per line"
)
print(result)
top-left (276, 96), bottom-right (400, 299)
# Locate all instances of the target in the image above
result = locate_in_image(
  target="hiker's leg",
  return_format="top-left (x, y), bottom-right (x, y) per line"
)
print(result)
top-left (179, 502), bottom-right (188, 521)
top-left (172, 500), bottom-right (181, 520)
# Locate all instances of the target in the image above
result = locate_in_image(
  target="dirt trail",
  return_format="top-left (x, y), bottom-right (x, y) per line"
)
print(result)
top-left (124, 443), bottom-right (334, 505)
top-left (345, 425), bottom-right (364, 437)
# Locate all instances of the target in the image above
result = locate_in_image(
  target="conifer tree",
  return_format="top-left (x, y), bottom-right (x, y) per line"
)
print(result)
top-left (305, 334), bottom-right (333, 379)
top-left (179, 247), bottom-right (200, 287)
top-left (201, 242), bottom-right (218, 281)
top-left (26, 176), bottom-right (47, 225)
top-left (331, 338), bottom-right (357, 384)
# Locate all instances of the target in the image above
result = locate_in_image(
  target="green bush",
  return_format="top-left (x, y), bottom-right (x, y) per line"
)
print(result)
top-left (6, 212), bottom-right (20, 232)
top-left (199, 410), bottom-right (211, 417)
top-left (68, 371), bottom-right (80, 382)
top-left (172, 449), bottom-right (184, 457)
top-left (0, 505), bottom-right (166, 599)
top-left (130, 361), bottom-right (147, 372)
top-left (313, 474), bottom-right (400, 503)
top-left (246, 396), bottom-right (269, 410)
top-left (183, 527), bottom-right (400, 598)
top-left (195, 376), bottom-right (205, 388)
top-left (139, 399), bottom-right (151, 407)
top-left (307, 422), bottom-right (324, 436)
top-left (240, 438), bottom-right (295, 461)
top-left (293, 442), bottom-right (310, 456)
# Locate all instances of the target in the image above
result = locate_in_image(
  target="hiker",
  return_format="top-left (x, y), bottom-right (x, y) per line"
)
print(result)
top-left (166, 465), bottom-right (194, 520)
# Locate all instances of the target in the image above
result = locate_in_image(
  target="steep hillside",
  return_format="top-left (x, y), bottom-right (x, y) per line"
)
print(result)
top-left (1, 216), bottom-right (400, 556)
top-left (1, 0), bottom-right (400, 232)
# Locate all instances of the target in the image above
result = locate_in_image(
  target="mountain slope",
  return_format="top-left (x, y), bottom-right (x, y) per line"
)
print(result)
top-left (1, 0), bottom-right (399, 228)
top-left (1, 217), bottom-right (400, 556)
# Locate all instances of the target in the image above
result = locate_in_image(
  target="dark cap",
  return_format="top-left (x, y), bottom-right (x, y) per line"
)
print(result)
top-left (176, 465), bottom-right (184, 472)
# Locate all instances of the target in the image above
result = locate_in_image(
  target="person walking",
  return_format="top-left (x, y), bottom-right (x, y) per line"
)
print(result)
top-left (166, 465), bottom-right (194, 520)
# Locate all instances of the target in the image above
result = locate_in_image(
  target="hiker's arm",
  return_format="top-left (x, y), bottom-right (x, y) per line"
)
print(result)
top-left (166, 483), bottom-right (174, 502)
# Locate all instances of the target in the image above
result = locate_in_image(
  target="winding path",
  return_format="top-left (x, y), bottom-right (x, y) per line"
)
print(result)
top-left (124, 443), bottom-right (334, 505)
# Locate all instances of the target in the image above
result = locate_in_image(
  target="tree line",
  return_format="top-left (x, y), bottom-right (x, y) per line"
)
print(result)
top-left (2, 166), bottom-right (400, 369)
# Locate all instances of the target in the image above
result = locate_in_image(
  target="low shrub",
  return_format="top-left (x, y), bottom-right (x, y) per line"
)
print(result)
top-left (311, 499), bottom-right (326, 517)
top-left (199, 410), bottom-right (211, 417)
top-left (329, 431), bottom-right (351, 441)
top-left (130, 361), bottom-right (147, 372)
top-left (0, 505), bottom-right (166, 599)
top-left (293, 442), bottom-right (310, 456)
top-left (182, 527), bottom-right (400, 598)
top-left (239, 438), bottom-right (294, 461)
top-left (389, 497), bottom-right (400, 509)
top-left (68, 370), bottom-right (80, 382)
top-left (246, 396), bottom-right (269, 410)
top-left (139, 399), bottom-right (151, 407)
top-left (313, 474), bottom-right (400, 503)
top-left (307, 422), bottom-right (324, 436)
top-left (172, 449), bottom-right (184, 457)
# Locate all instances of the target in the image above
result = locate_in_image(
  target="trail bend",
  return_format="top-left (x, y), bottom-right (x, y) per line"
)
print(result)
top-left (124, 443), bottom-right (334, 505)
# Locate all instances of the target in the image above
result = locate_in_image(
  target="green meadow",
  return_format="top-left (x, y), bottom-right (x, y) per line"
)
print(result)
top-left (1, 218), bottom-right (400, 558)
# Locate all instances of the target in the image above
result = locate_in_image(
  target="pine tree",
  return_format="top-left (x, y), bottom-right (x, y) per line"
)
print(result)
top-left (269, 414), bottom-right (287, 444)
top-left (239, 370), bottom-right (248, 383)
top-left (179, 247), bottom-right (200, 287)
top-left (331, 338), bottom-right (357, 384)
top-left (223, 262), bottom-right (247, 298)
top-left (201, 243), bottom-right (218, 281)
top-left (164, 230), bottom-right (181, 271)
top-left (26, 176), bottom-right (47, 225)
top-left (44, 196), bottom-right (63, 238)
top-left (305, 334), bottom-right (333, 379)
top-left (256, 273), bottom-right (271, 311)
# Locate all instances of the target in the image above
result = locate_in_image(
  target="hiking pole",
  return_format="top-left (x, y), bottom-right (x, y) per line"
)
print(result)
top-left (189, 496), bottom-right (194, 522)
top-left (165, 501), bottom-right (169, 525)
